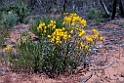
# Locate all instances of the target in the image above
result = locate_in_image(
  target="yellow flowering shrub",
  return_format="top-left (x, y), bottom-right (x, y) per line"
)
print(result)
top-left (43, 13), bottom-right (103, 72)
top-left (10, 13), bottom-right (103, 76)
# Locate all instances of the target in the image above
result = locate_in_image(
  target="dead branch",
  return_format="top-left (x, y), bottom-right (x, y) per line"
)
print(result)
top-left (93, 58), bottom-right (114, 70)
top-left (119, 0), bottom-right (124, 17)
top-left (99, 0), bottom-right (111, 17)
top-left (80, 58), bottom-right (114, 83)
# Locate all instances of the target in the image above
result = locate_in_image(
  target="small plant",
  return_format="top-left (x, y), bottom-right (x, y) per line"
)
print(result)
top-left (0, 26), bottom-right (11, 74)
top-left (121, 22), bottom-right (124, 27)
top-left (87, 8), bottom-right (106, 24)
top-left (0, 12), bottom-right (19, 27)
top-left (0, 1), bottom-right (30, 24)
top-left (0, 26), bottom-right (8, 49)
top-left (8, 32), bottom-right (42, 73)
top-left (13, 1), bottom-right (30, 23)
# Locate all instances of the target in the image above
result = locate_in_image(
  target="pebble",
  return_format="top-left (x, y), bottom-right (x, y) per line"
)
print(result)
top-left (120, 73), bottom-right (124, 77)
top-left (95, 45), bottom-right (103, 49)
top-left (120, 43), bottom-right (124, 47)
top-left (0, 66), bottom-right (6, 76)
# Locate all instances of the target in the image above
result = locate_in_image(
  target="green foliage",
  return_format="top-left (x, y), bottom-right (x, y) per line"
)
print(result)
top-left (41, 42), bottom-right (77, 75)
top-left (30, 17), bottom-right (41, 35)
top-left (87, 8), bottom-right (106, 24)
top-left (9, 33), bottom-right (42, 73)
top-left (121, 22), bottom-right (124, 27)
top-left (0, 26), bottom-right (8, 49)
top-left (0, 1), bottom-right (30, 24)
top-left (0, 12), bottom-right (19, 27)
top-left (87, 8), bottom-right (95, 19)
top-left (0, 26), bottom-right (10, 69)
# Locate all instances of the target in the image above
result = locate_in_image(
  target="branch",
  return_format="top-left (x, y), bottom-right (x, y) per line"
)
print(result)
top-left (119, 0), bottom-right (124, 17)
top-left (93, 58), bottom-right (114, 70)
top-left (99, 0), bottom-right (111, 16)
top-left (80, 58), bottom-right (114, 83)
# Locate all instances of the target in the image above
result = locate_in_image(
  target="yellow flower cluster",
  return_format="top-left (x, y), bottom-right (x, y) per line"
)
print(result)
top-left (37, 23), bottom-right (46, 32)
top-left (62, 13), bottom-right (87, 28)
top-left (78, 29), bottom-right (86, 37)
top-left (91, 29), bottom-right (99, 39)
top-left (48, 28), bottom-right (70, 44)
top-left (78, 42), bottom-right (92, 52)
top-left (77, 28), bottom-right (103, 53)
top-left (47, 20), bottom-right (56, 29)
top-left (21, 36), bottom-right (27, 43)
top-left (5, 45), bottom-right (12, 51)
top-left (37, 20), bottom-right (57, 36)
top-left (85, 36), bottom-right (93, 43)
top-left (91, 29), bottom-right (103, 41)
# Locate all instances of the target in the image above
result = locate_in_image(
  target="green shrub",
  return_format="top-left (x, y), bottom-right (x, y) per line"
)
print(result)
top-left (87, 8), bottom-right (106, 24)
top-left (0, 1), bottom-right (30, 24)
top-left (0, 12), bottom-right (19, 27)
top-left (9, 35), bottom-right (42, 73)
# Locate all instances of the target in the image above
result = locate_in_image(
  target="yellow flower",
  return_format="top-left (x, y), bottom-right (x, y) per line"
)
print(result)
top-left (22, 36), bottom-right (26, 43)
top-left (71, 22), bottom-right (75, 26)
top-left (78, 29), bottom-right (85, 37)
top-left (44, 30), bottom-right (47, 33)
top-left (68, 35), bottom-right (71, 39)
top-left (70, 29), bottom-right (74, 34)
top-left (37, 27), bottom-right (42, 32)
top-left (75, 46), bottom-right (78, 49)
top-left (81, 19), bottom-right (87, 27)
top-left (85, 36), bottom-right (93, 43)
top-left (47, 35), bottom-right (51, 38)
top-left (56, 37), bottom-right (60, 41)
top-left (44, 26), bottom-right (47, 29)
top-left (37, 23), bottom-right (46, 32)
top-left (85, 45), bottom-right (89, 49)
top-left (62, 27), bottom-right (66, 31)
top-left (51, 38), bottom-right (55, 43)
top-left (5, 45), bottom-right (12, 51)
top-left (63, 35), bottom-right (68, 40)
top-left (79, 42), bottom-right (84, 48)
top-left (99, 37), bottom-right (103, 41)
top-left (63, 12), bottom-right (68, 15)
top-left (62, 22), bottom-right (65, 25)
top-left (38, 23), bottom-right (44, 28)
top-left (56, 41), bottom-right (61, 45)
top-left (88, 49), bottom-right (91, 52)
top-left (92, 29), bottom-right (99, 35)
top-left (53, 25), bottom-right (56, 29)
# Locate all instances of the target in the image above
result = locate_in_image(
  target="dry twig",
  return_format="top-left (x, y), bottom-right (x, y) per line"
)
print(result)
top-left (80, 58), bottom-right (114, 83)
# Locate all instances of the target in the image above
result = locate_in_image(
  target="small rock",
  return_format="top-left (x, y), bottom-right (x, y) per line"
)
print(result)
top-left (120, 43), bottom-right (124, 47)
top-left (120, 73), bottom-right (124, 77)
top-left (0, 66), bottom-right (6, 76)
top-left (96, 45), bottom-right (103, 49)
top-left (92, 48), bottom-right (97, 54)
top-left (113, 74), bottom-right (117, 77)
